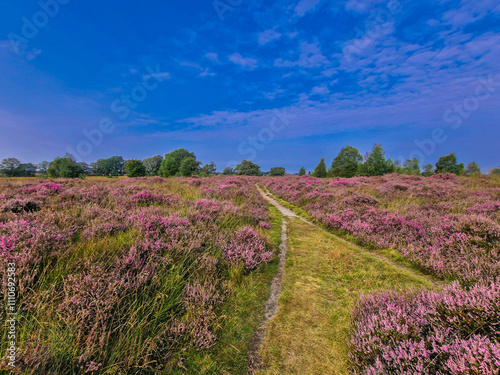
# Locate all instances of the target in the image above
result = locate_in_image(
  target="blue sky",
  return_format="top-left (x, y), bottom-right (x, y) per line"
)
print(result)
top-left (1, 0), bottom-right (499, 172)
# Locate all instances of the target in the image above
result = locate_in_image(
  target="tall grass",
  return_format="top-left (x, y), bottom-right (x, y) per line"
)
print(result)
top-left (0, 176), bottom-right (279, 374)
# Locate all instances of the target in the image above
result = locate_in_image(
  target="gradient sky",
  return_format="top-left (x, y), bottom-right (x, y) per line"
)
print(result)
top-left (1, 0), bottom-right (499, 172)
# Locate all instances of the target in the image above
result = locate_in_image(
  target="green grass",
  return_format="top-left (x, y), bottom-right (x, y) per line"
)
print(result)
top-left (261, 188), bottom-right (444, 284)
top-left (168, 203), bottom-right (283, 374)
top-left (257, 218), bottom-right (435, 375)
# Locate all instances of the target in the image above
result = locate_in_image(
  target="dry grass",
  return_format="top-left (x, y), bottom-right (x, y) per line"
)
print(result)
top-left (257, 218), bottom-right (435, 375)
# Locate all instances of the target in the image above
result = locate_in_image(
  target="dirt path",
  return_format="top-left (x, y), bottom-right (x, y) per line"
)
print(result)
top-left (248, 186), bottom-right (440, 374)
top-left (247, 218), bottom-right (288, 373)
top-left (256, 185), bottom-right (442, 288)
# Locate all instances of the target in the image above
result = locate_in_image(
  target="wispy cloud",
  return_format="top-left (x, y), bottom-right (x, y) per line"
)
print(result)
top-left (258, 29), bottom-right (282, 45)
top-left (294, 0), bottom-right (322, 17)
top-left (204, 52), bottom-right (220, 63)
top-left (228, 53), bottom-right (259, 69)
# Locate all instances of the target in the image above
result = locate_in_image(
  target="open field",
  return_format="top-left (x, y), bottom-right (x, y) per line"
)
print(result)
top-left (0, 176), bottom-right (279, 374)
top-left (264, 174), bottom-right (500, 373)
top-left (1, 175), bottom-right (499, 374)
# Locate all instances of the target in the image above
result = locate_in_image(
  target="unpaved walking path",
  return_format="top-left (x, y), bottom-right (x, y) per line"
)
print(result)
top-left (247, 219), bottom-right (288, 373)
top-left (256, 185), bottom-right (442, 288)
top-left (247, 185), bottom-right (442, 374)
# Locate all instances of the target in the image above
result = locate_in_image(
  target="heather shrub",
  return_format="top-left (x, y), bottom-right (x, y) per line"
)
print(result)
top-left (0, 176), bottom-right (278, 373)
top-left (222, 227), bottom-right (273, 270)
top-left (350, 280), bottom-right (500, 374)
top-left (265, 175), bottom-right (500, 283)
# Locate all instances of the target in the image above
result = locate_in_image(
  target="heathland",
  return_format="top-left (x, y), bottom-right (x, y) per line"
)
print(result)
top-left (0, 174), bottom-right (499, 374)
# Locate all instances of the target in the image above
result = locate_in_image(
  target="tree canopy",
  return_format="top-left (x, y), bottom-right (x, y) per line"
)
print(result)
top-left (124, 159), bottom-right (146, 177)
top-left (358, 145), bottom-right (393, 176)
top-left (179, 157), bottom-right (201, 176)
top-left (0, 158), bottom-right (21, 177)
top-left (159, 149), bottom-right (196, 177)
top-left (269, 167), bottom-right (286, 176)
top-left (200, 162), bottom-right (217, 176)
top-left (234, 160), bottom-right (262, 176)
top-left (435, 153), bottom-right (464, 175)
top-left (465, 161), bottom-right (481, 176)
top-left (143, 155), bottom-right (163, 176)
top-left (330, 145), bottom-right (362, 178)
top-left (48, 155), bottom-right (83, 178)
top-left (222, 167), bottom-right (234, 175)
top-left (313, 158), bottom-right (327, 178)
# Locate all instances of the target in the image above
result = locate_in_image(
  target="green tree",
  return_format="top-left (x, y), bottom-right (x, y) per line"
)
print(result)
top-left (77, 162), bottom-right (91, 175)
top-left (387, 159), bottom-right (397, 174)
top-left (124, 159), bottom-right (146, 177)
top-left (359, 145), bottom-right (393, 176)
top-left (234, 160), bottom-right (263, 176)
top-left (490, 167), bottom-right (500, 175)
top-left (158, 156), bottom-right (177, 177)
top-left (15, 163), bottom-right (37, 177)
top-left (394, 160), bottom-right (404, 174)
top-left (48, 156), bottom-right (84, 178)
top-left (298, 166), bottom-right (306, 176)
top-left (200, 162), bottom-right (217, 176)
top-left (222, 167), bottom-right (234, 175)
top-left (143, 155), bottom-right (163, 176)
top-left (435, 153), bottom-right (464, 175)
top-left (422, 164), bottom-right (434, 177)
top-left (179, 157), bottom-right (201, 177)
top-left (0, 158), bottom-right (21, 177)
top-left (90, 159), bottom-right (106, 175)
top-left (90, 156), bottom-right (124, 176)
top-left (37, 161), bottom-right (50, 175)
top-left (159, 149), bottom-right (196, 177)
top-left (403, 158), bottom-right (421, 175)
top-left (269, 167), bottom-right (285, 176)
top-left (330, 146), bottom-right (362, 177)
top-left (106, 156), bottom-right (125, 176)
top-left (313, 158), bottom-right (327, 178)
top-left (465, 161), bottom-right (481, 177)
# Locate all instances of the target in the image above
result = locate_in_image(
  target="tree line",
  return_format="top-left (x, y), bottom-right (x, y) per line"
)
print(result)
top-left (0, 149), bottom-right (271, 178)
top-left (304, 144), bottom-right (493, 178)
top-left (0, 145), bottom-right (498, 178)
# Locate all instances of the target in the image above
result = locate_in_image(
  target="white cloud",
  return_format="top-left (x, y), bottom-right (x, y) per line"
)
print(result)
top-left (205, 52), bottom-right (220, 63)
top-left (228, 53), bottom-right (259, 69)
top-left (344, 0), bottom-right (385, 13)
top-left (258, 29), bottom-right (282, 45)
top-left (144, 71), bottom-right (171, 80)
top-left (294, 0), bottom-right (322, 17)
top-left (200, 68), bottom-right (216, 77)
top-left (275, 41), bottom-right (329, 68)
top-left (311, 85), bottom-right (329, 95)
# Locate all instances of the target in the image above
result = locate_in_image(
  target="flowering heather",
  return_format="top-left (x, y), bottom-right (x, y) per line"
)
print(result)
top-left (265, 174), bottom-right (500, 283)
top-left (350, 280), bottom-right (500, 374)
top-left (223, 227), bottom-right (273, 270)
top-left (0, 176), bottom-right (276, 373)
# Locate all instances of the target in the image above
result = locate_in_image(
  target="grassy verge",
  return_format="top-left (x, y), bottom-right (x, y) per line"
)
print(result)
top-left (171, 205), bottom-right (283, 374)
top-left (257, 218), bottom-right (434, 375)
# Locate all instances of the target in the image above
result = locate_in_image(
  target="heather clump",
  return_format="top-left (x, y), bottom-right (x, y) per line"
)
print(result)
top-left (0, 177), bottom-right (276, 373)
top-left (266, 175), bottom-right (500, 283)
top-left (223, 227), bottom-right (273, 270)
top-left (0, 219), bottom-right (71, 299)
top-left (350, 280), bottom-right (500, 374)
